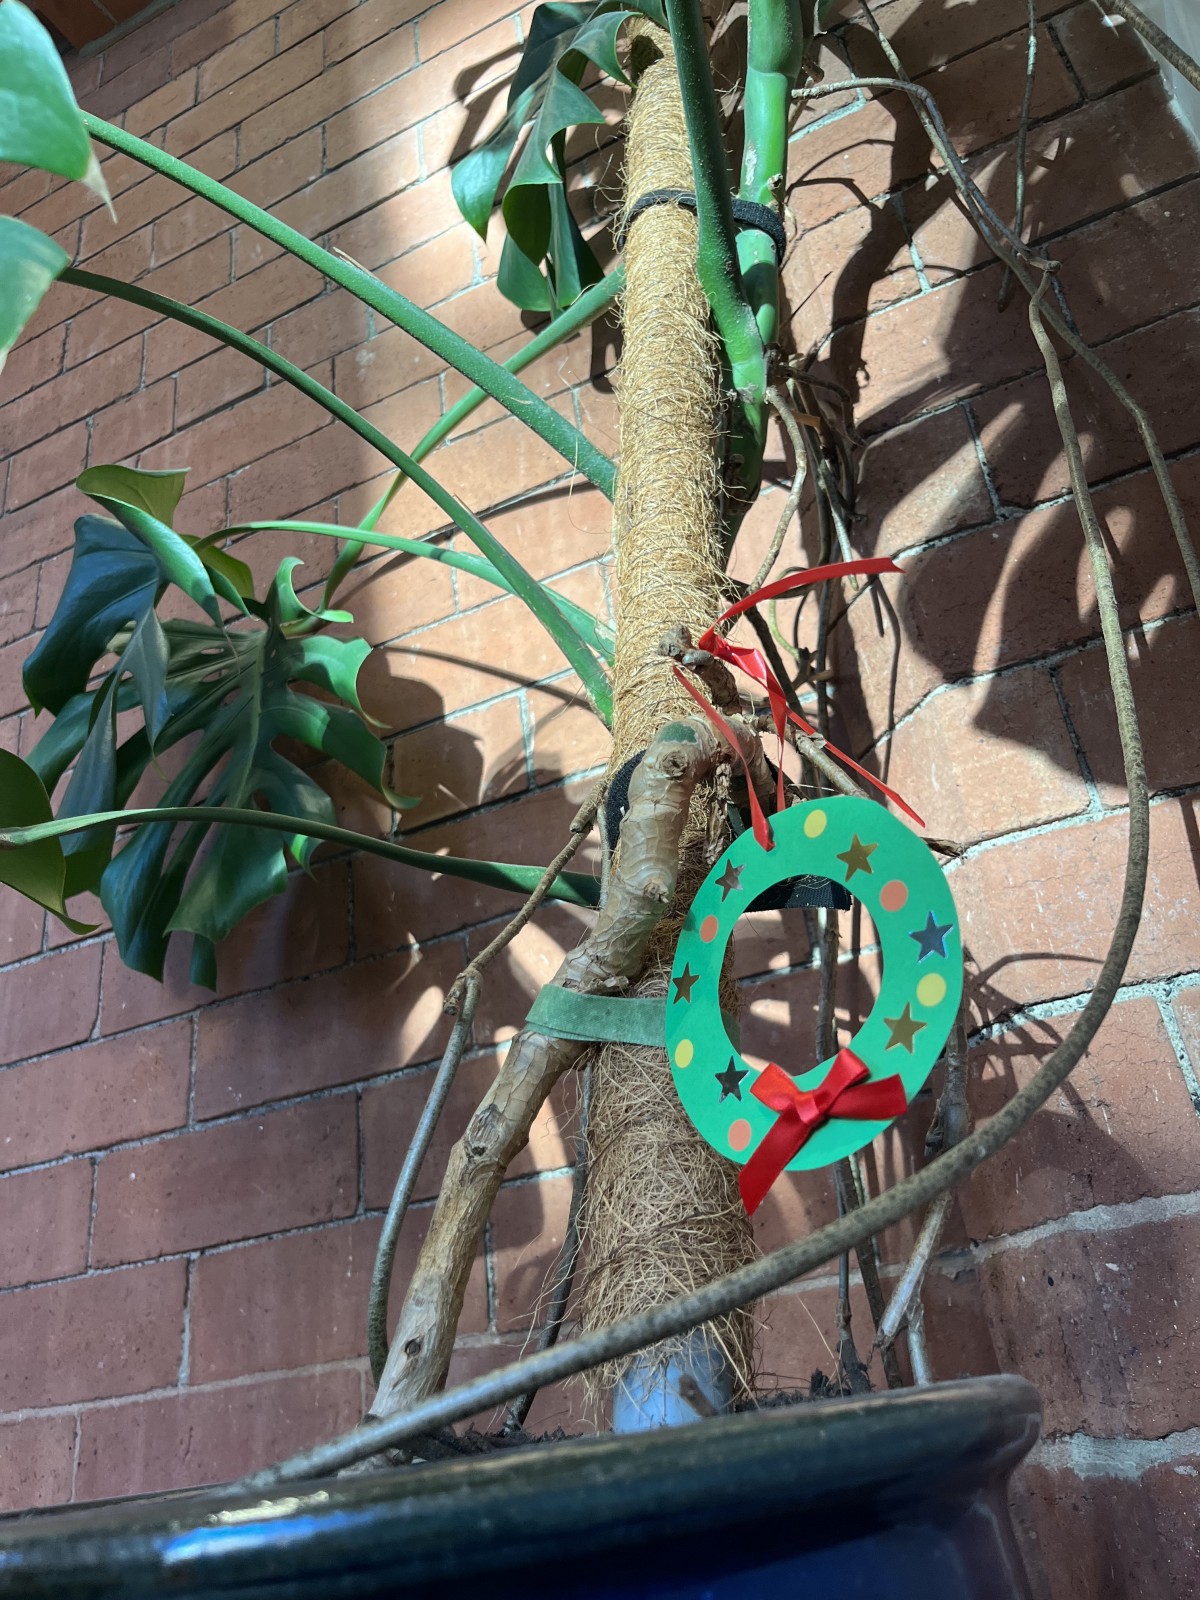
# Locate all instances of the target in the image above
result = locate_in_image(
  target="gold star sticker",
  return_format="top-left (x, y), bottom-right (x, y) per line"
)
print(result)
top-left (836, 834), bottom-right (877, 881)
top-left (884, 1003), bottom-right (926, 1054)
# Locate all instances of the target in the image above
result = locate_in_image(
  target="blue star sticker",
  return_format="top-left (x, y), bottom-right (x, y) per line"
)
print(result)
top-left (910, 911), bottom-right (953, 962)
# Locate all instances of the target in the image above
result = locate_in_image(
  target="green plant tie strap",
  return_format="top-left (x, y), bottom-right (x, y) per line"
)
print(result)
top-left (526, 985), bottom-right (741, 1048)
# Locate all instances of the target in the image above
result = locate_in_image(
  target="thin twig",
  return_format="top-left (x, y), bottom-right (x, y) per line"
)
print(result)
top-left (503, 1062), bottom-right (593, 1433)
top-left (444, 786), bottom-right (603, 1017)
top-left (1102, 0), bottom-right (1200, 91)
top-left (753, 385), bottom-right (812, 591)
top-left (877, 1011), bottom-right (970, 1353)
top-left (998, 0), bottom-right (1037, 311)
top-left (367, 975), bottom-right (481, 1384)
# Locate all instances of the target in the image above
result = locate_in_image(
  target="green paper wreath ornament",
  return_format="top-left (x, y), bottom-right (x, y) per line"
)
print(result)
top-left (666, 795), bottom-right (962, 1174)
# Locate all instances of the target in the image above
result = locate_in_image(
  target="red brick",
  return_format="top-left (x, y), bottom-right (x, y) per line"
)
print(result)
top-left (328, 169), bottom-right (461, 276)
top-left (0, 1023), bottom-right (191, 1172)
top-left (78, 132), bottom-right (240, 261)
top-left (189, 1212), bottom-right (487, 1382)
top-left (814, 262), bottom-right (1042, 434)
top-left (5, 423), bottom-right (89, 512)
top-left (440, 1335), bottom-right (604, 1436)
top-left (86, 45), bottom-right (174, 123)
top-left (844, 0), bottom-right (1067, 78)
top-left (756, 1279), bottom-right (888, 1392)
top-left (334, 537), bottom-right (458, 647)
top-left (836, 458), bottom-right (1196, 733)
top-left (1053, 180), bottom-right (1200, 349)
top-left (0, 324), bottom-right (65, 403)
top-left (198, 18), bottom-right (275, 99)
top-left (140, 374), bottom-right (332, 489)
top-left (144, 256), bottom-right (321, 381)
top-left (100, 859), bottom-right (350, 1034)
top-left (0, 944), bottom-right (101, 1067)
top-left (390, 695), bottom-right (527, 830)
top-left (268, 292), bottom-right (372, 374)
top-left (0, 565), bottom-right (37, 649)
top-left (878, 665), bottom-right (1089, 843)
top-left (955, 798), bottom-right (1200, 1019)
top-left (980, 1213), bottom-right (1200, 1436)
top-left (1018, 1453), bottom-right (1200, 1600)
top-left (239, 30), bottom-right (419, 166)
top-left (323, 0), bottom-right (423, 65)
top-left (1051, 0), bottom-right (1155, 93)
top-left (0, 1416), bottom-right (77, 1513)
top-left (358, 568), bottom-right (606, 733)
top-left (91, 378), bottom-right (179, 466)
top-left (353, 777), bottom-right (601, 950)
top-left (490, 1173), bottom-right (574, 1333)
top-left (92, 1096), bottom-right (358, 1266)
top-left (170, 0), bottom-right (281, 75)
top-left (0, 484), bottom-right (83, 578)
top-left (194, 938), bottom-right (463, 1118)
top-left (124, 73), bottom-right (198, 141)
top-left (467, 902), bottom-right (594, 1048)
top-left (526, 678), bottom-right (610, 788)
top-left (154, 137), bottom-right (323, 269)
top-left (6, 338), bottom-right (142, 458)
top-left (786, 199), bottom-right (921, 355)
top-left (1059, 615), bottom-right (1200, 802)
top-left (375, 227), bottom-right (480, 309)
top-left (0, 1161), bottom-right (91, 1287)
top-left (165, 38), bottom-right (325, 159)
top-left (278, 0), bottom-right (356, 52)
top-left (74, 1367), bottom-right (362, 1499)
top-left (996, 260), bottom-right (1191, 494)
top-left (0, 1259), bottom-right (185, 1408)
top-left (174, 349), bottom-right (264, 428)
top-left (855, 407), bottom-right (992, 557)
top-left (447, 483), bottom-right (614, 608)
top-left (223, 405), bottom-right (411, 526)
top-left (0, 888), bottom-right (43, 968)
top-left (273, 131), bottom-right (421, 242)
top-left (362, 1045), bottom-right (573, 1216)
top-left (963, 997), bottom-right (1200, 1241)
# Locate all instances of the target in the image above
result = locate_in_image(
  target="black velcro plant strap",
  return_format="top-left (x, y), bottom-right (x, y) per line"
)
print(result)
top-left (615, 188), bottom-right (788, 261)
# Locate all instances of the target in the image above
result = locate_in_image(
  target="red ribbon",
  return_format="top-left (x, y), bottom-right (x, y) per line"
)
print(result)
top-left (738, 1049), bottom-right (908, 1215)
top-left (689, 559), bottom-right (924, 829)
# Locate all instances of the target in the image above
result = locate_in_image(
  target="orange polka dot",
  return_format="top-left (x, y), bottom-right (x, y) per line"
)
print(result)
top-left (728, 1119), bottom-right (752, 1152)
top-left (699, 914), bottom-right (720, 943)
top-left (879, 879), bottom-right (908, 912)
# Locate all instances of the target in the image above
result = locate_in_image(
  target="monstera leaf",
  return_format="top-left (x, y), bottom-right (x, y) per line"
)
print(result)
top-left (452, 0), bottom-right (664, 311)
top-left (0, 1), bottom-right (108, 371)
top-left (24, 475), bottom-right (412, 984)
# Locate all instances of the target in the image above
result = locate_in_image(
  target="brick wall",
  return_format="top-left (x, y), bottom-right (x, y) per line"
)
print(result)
top-left (0, 0), bottom-right (1196, 1592)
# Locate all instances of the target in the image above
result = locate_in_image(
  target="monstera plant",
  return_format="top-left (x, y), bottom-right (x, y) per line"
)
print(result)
top-left (0, 0), bottom-right (1189, 1494)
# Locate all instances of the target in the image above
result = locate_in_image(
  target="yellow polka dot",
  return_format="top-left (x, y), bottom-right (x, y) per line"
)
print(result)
top-left (916, 973), bottom-right (947, 1008)
top-left (804, 809), bottom-right (827, 839)
top-left (674, 1039), bottom-right (694, 1069)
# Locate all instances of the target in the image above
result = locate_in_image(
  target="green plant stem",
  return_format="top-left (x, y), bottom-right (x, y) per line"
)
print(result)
top-left (0, 805), bottom-right (601, 907)
top-left (661, 0), bottom-right (764, 398)
top-left (739, 0), bottom-right (810, 349)
top-left (225, 518), bottom-right (614, 662)
top-left (80, 114), bottom-right (616, 501)
top-left (60, 268), bottom-right (613, 724)
top-left (355, 266), bottom-right (625, 538)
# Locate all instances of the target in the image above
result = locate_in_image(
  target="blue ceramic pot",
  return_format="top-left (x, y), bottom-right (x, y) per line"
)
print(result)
top-left (0, 1374), bottom-right (1040, 1598)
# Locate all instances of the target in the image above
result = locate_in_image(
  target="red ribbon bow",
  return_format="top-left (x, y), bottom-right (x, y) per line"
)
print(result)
top-left (738, 1049), bottom-right (908, 1215)
top-left (673, 560), bottom-right (923, 848)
